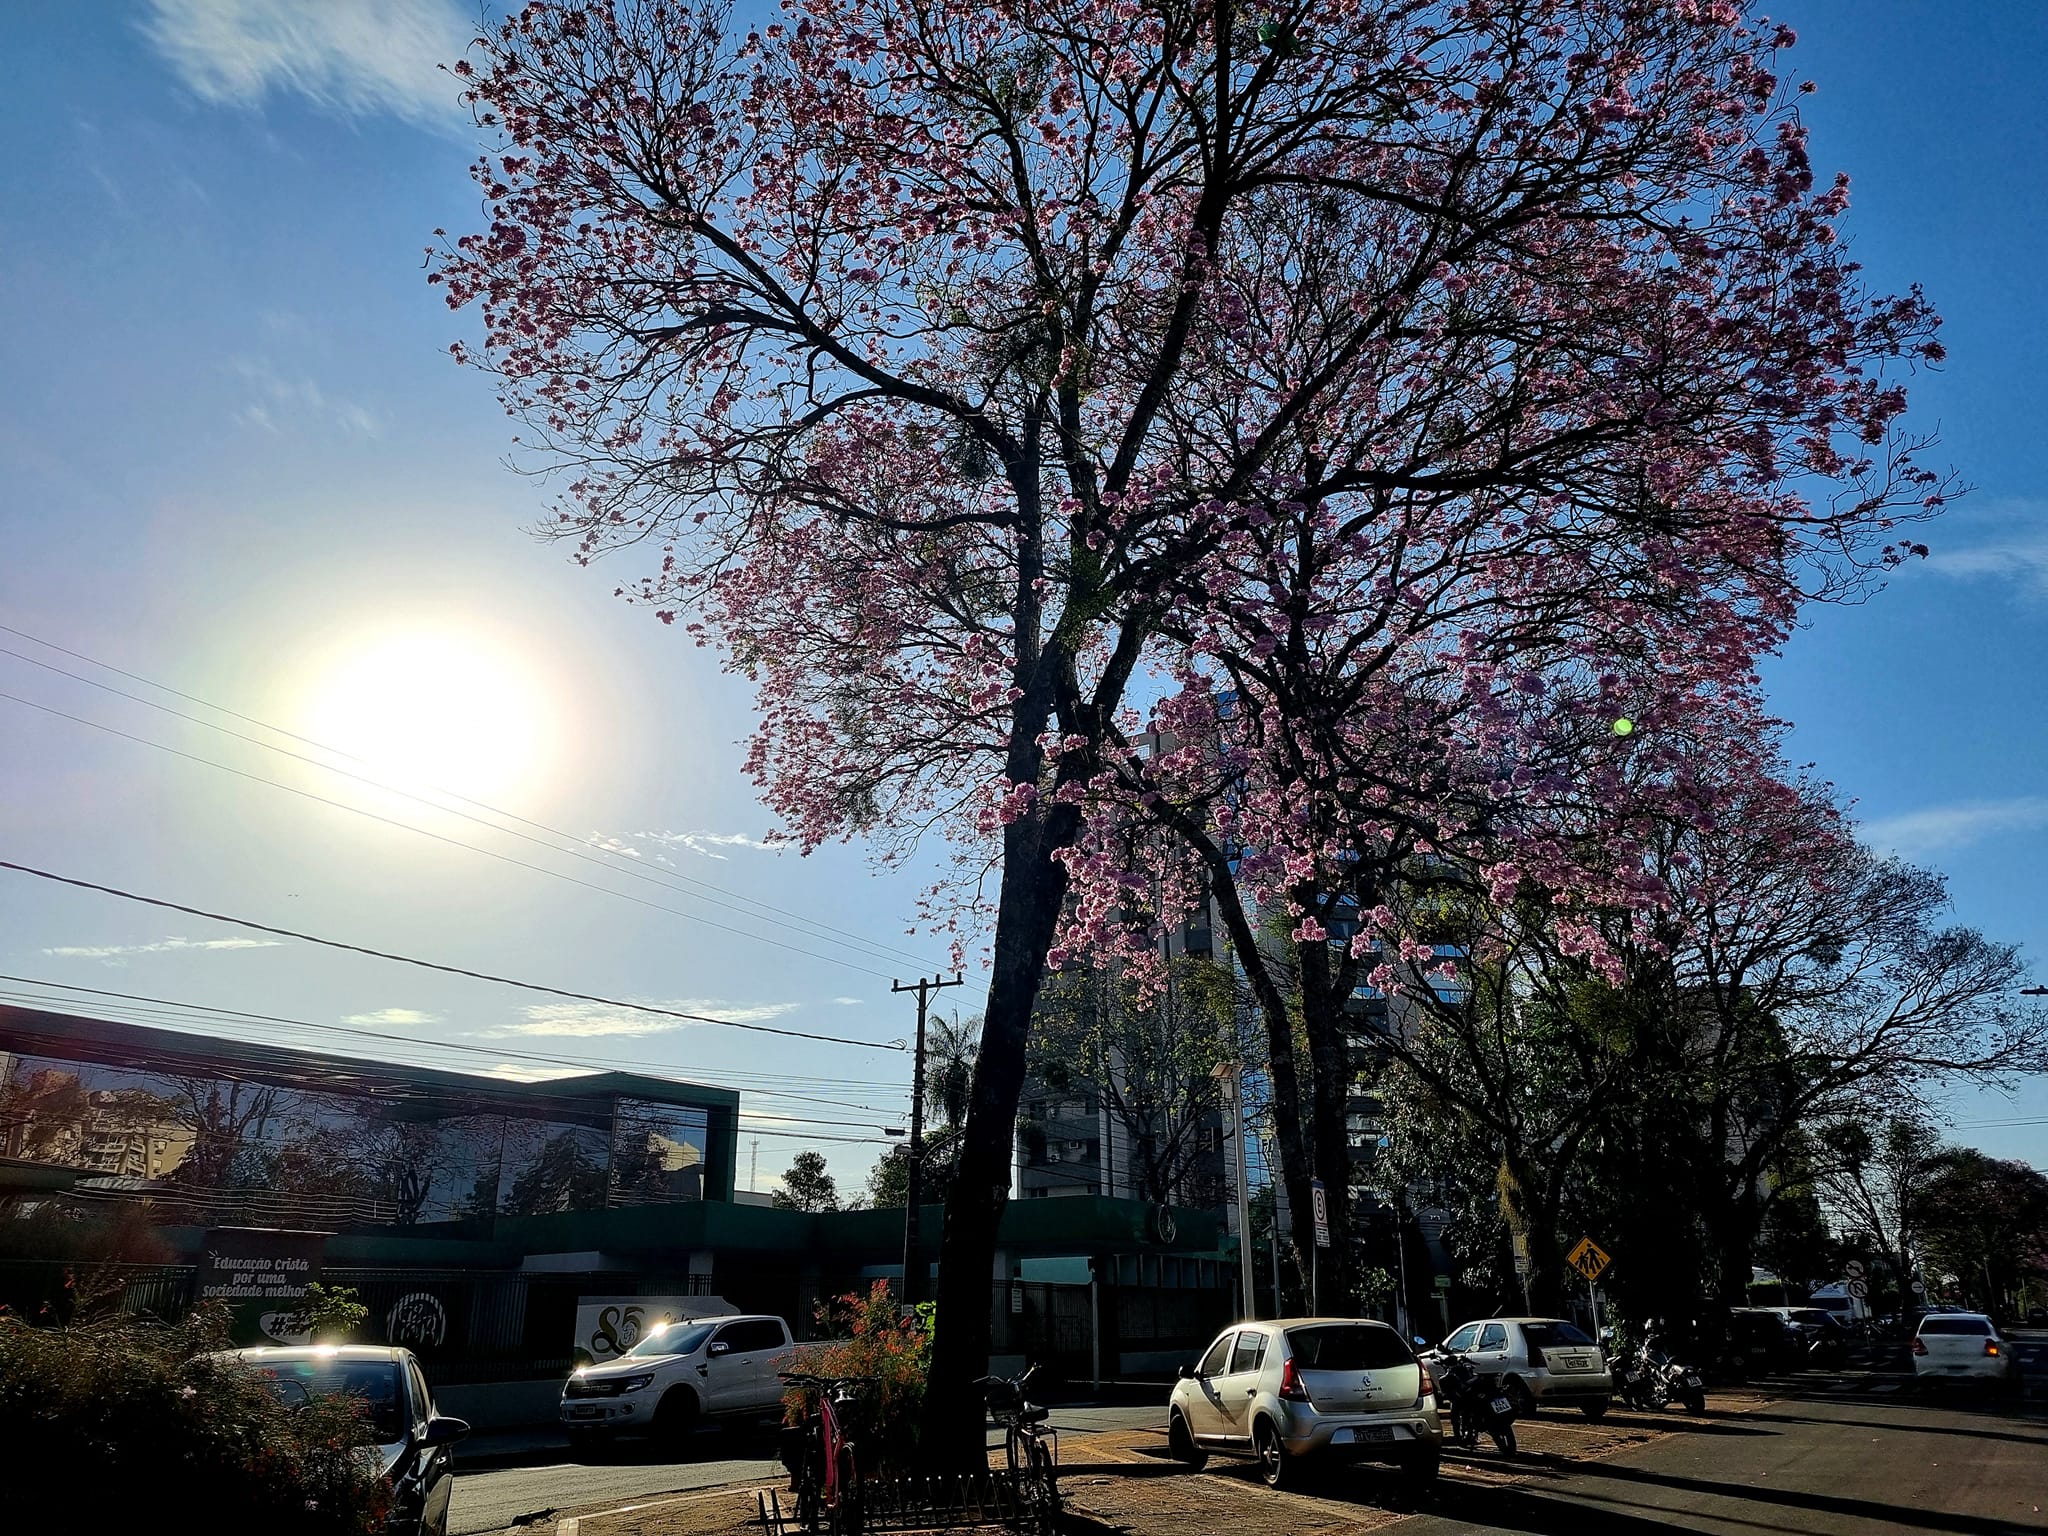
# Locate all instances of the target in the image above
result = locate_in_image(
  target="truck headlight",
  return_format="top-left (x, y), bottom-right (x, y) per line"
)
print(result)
top-left (617, 1373), bottom-right (655, 1393)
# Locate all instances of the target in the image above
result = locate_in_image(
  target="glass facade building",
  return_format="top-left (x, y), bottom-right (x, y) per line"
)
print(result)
top-left (0, 1007), bottom-right (736, 1231)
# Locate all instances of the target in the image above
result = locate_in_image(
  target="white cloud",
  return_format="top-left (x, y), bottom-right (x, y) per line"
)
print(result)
top-left (1861, 797), bottom-right (2048, 858)
top-left (229, 356), bottom-right (380, 439)
top-left (1924, 535), bottom-right (2048, 595)
top-left (341, 1007), bottom-right (442, 1026)
top-left (641, 829), bottom-right (785, 861)
top-left (477, 1062), bottom-right (602, 1084)
top-left (140, 0), bottom-right (471, 126)
top-left (477, 998), bottom-right (802, 1039)
top-left (828, 997), bottom-right (864, 1007)
top-left (44, 936), bottom-right (281, 960)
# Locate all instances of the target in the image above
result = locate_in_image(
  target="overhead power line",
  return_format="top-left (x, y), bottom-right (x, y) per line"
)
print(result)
top-left (2, 689), bottom-right (903, 982)
top-left (0, 859), bottom-right (904, 1053)
top-left (0, 625), bottom-right (940, 971)
top-left (0, 975), bottom-right (907, 1115)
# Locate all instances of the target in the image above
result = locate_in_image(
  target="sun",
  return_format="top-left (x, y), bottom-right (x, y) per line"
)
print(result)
top-left (301, 625), bottom-right (552, 803)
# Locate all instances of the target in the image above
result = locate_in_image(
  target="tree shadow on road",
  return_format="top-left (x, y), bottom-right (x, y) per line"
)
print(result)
top-left (1562, 1456), bottom-right (2042, 1536)
top-left (1740, 1408), bottom-right (2048, 1448)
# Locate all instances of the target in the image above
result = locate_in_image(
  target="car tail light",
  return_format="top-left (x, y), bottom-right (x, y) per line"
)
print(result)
top-left (1417, 1362), bottom-right (1436, 1400)
top-left (1278, 1358), bottom-right (1312, 1403)
top-left (1525, 1345), bottom-right (1546, 1369)
top-left (1910, 1337), bottom-right (1927, 1355)
top-left (1985, 1341), bottom-right (2001, 1357)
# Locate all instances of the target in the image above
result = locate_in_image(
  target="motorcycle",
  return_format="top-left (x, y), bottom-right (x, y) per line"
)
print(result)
top-left (1603, 1332), bottom-right (1661, 1411)
top-left (1420, 1342), bottom-right (1518, 1456)
top-left (1644, 1347), bottom-right (1707, 1415)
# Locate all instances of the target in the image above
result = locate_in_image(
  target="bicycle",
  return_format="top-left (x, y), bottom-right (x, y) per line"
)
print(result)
top-left (778, 1372), bottom-right (874, 1536)
top-left (975, 1365), bottom-right (1059, 1536)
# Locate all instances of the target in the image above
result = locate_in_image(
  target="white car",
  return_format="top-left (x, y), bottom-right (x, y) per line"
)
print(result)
top-left (1166, 1318), bottom-right (1443, 1492)
top-left (560, 1313), bottom-right (794, 1449)
top-left (1911, 1312), bottom-right (2017, 1385)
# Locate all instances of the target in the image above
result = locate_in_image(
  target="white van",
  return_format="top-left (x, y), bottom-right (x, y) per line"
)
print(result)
top-left (560, 1313), bottom-right (794, 1449)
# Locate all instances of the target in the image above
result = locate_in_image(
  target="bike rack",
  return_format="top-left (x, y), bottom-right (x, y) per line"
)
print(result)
top-left (754, 1467), bottom-right (1051, 1534)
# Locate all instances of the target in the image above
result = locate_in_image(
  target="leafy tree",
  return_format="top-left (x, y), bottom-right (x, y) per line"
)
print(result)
top-left (773, 1150), bottom-right (842, 1213)
top-left (1027, 957), bottom-right (1254, 1206)
top-left (867, 1123), bottom-right (964, 1210)
top-left (286, 1283), bottom-right (371, 1344)
top-left (1915, 1150), bottom-right (2048, 1313)
top-left (1814, 1113), bottom-right (1942, 1310)
top-left (440, 0), bottom-right (1951, 1454)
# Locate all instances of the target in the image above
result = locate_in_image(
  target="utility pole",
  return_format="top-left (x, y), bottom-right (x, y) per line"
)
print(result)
top-left (894, 972), bottom-right (963, 1306)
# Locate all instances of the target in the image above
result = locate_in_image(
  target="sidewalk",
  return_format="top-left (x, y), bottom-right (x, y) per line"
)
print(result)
top-left (539, 1392), bottom-right (1778, 1536)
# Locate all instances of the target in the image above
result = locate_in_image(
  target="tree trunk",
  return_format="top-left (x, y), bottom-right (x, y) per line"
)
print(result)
top-left (1203, 865), bottom-right (1318, 1298)
top-left (1297, 939), bottom-right (1358, 1310)
top-left (921, 801), bottom-right (1075, 1465)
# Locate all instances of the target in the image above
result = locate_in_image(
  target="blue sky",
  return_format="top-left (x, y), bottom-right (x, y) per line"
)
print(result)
top-left (0, 1), bottom-right (2043, 1190)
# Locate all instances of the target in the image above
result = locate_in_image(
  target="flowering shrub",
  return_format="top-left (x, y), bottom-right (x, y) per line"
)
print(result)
top-left (0, 1300), bottom-right (390, 1533)
top-left (784, 1283), bottom-right (932, 1472)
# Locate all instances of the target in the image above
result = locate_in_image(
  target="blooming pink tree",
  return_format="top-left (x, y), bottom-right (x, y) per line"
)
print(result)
top-left (437, 0), bottom-right (1947, 1449)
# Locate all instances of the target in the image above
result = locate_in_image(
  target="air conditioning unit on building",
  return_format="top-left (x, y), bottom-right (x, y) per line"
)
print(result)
top-left (1045, 1149), bottom-right (1062, 1163)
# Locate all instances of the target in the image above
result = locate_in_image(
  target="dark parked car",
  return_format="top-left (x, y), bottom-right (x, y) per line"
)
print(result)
top-left (228, 1346), bottom-right (469, 1536)
top-left (1727, 1309), bottom-right (1799, 1371)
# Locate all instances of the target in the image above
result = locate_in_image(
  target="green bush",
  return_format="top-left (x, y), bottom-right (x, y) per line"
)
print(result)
top-left (0, 1299), bottom-right (391, 1534)
top-left (784, 1282), bottom-right (931, 1472)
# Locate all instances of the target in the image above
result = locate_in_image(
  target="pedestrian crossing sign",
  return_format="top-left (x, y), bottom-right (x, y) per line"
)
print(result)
top-left (1567, 1237), bottom-right (1611, 1282)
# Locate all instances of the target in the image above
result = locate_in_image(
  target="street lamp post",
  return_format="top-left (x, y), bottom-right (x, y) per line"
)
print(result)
top-left (1214, 1060), bottom-right (1257, 1321)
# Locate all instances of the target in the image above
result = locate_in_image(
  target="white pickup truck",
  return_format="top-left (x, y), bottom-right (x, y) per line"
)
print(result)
top-left (560, 1313), bottom-right (795, 1449)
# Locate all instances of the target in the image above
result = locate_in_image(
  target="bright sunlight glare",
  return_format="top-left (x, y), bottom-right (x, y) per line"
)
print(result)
top-left (300, 625), bottom-right (553, 803)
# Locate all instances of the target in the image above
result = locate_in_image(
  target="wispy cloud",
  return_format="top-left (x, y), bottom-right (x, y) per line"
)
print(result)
top-left (1862, 797), bottom-right (2048, 858)
top-left (230, 356), bottom-right (380, 439)
top-left (140, 0), bottom-right (471, 127)
top-left (593, 828), bottom-right (786, 863)
top-left (476, 998), bottom-right (802, 1039)
top-left (477, 1062), bottom-right (602, 1084)
top-left (828, 997), bottom-right (864, 1007)
top-left (44, 936), bottom-right (281, 960)
top-left (341, 1007), bottom-right (442, 1026)
top-left (1924, 535), bottom-right (2048, 595)
top-left (1917, 500), bottom-right (2048, 599)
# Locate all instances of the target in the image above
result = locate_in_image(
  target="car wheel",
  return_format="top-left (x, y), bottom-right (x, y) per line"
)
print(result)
top-left (1580, 1399), bottom-right (1610, 1422)
top-left (1505, 1378), bottom-right (1537, 1417)
top-left (565, 1429), bottom-right (605, 1461)
top-left (1167, 1411), bottom-right (1208, 1471)
top-left (1253, 1418), bottom-right (1293, 1489)
top-left (654, 1387), bottom-right (700, 1452)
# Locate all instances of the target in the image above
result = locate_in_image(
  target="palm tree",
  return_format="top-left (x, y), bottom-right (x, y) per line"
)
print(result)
top-left (924, 1013), bottom-right (978, 1131)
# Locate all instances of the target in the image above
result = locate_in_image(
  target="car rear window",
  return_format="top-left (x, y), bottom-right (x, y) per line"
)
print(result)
top-left (251, 1359), bottom-right (405, 1443)
top-left (1919, 1318), bottom-right (1993, 1336)
top-left (1521, 1321), bottom-right (1594, 1348)
top-left (1286, 1324), bottom-right (1413, 1371)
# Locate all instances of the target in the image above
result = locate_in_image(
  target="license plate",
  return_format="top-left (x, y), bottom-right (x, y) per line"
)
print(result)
top-left (1490, 1397), bottom-right (1513, 1416)
top-left (567, 1406), bottom-right (602, 1419)
top-left (1683, 1374), bottom-right (1702, 1387)
top-left (1354, 1425), bottom-right (1394, 1442)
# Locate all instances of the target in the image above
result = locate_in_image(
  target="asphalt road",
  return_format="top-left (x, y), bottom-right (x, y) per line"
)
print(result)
top-left (446, 1404), bottom-right (1163, 1535)
top-left (1405, 1377), bottom-right (2048, 1536)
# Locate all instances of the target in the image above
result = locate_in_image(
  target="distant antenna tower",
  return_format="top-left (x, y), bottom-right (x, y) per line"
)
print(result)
top-left (750, 1137), bottom-right (760, 1193)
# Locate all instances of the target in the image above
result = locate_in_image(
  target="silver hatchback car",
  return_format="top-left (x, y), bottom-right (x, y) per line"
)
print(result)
top-left (1437, 1316), bottom-right (1613, 1417)
top-left (1167, 1318), bottom-right (1443, 1491)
